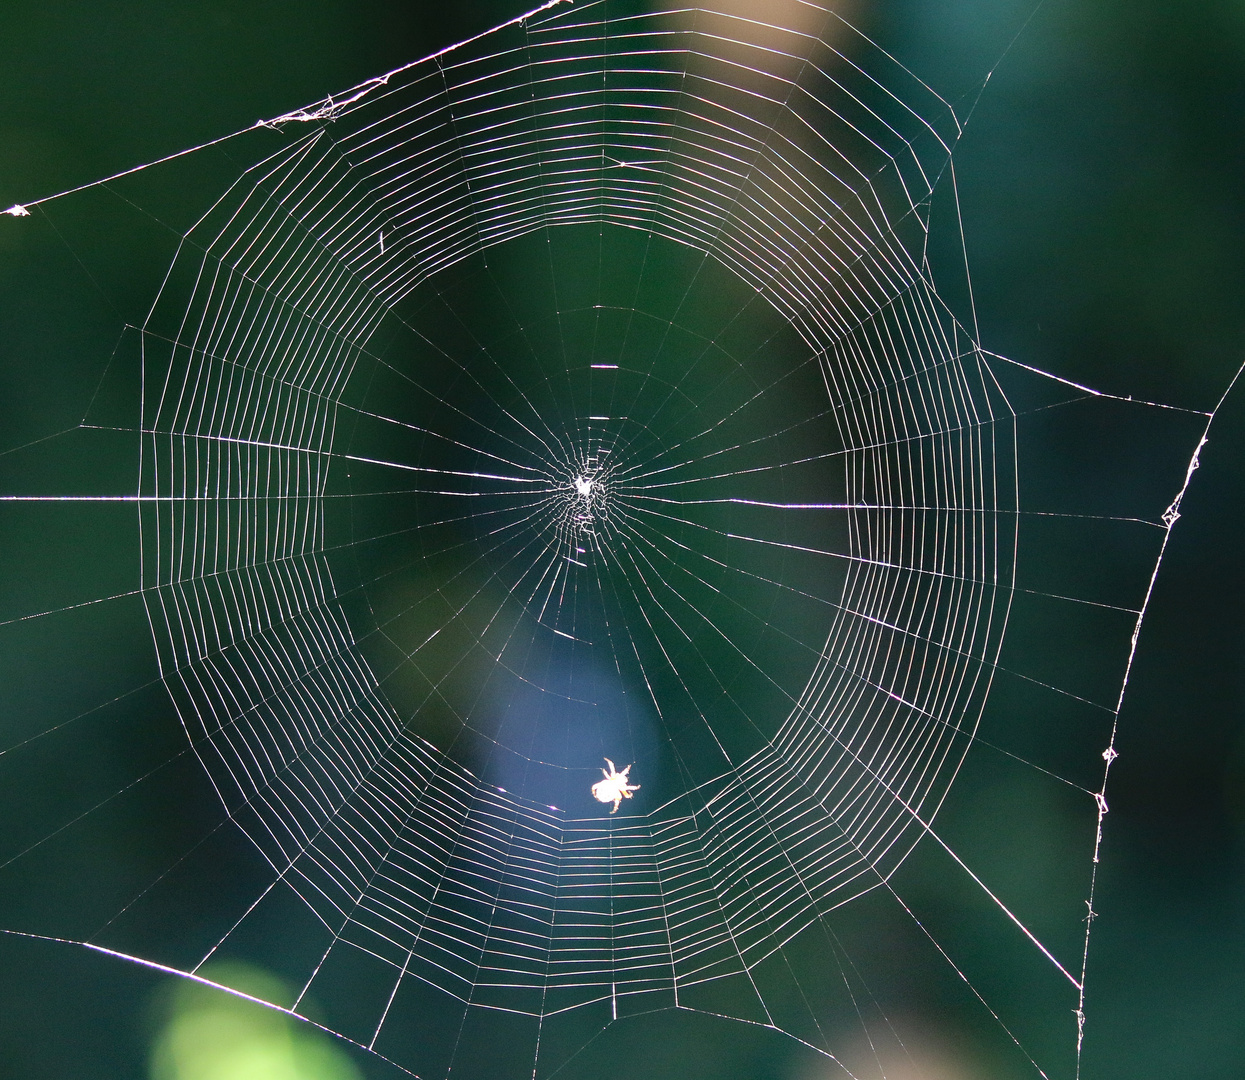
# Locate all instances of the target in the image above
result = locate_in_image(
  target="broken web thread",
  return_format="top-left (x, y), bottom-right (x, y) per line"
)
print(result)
top-left (0, 2), bottom-right (1227, 1079)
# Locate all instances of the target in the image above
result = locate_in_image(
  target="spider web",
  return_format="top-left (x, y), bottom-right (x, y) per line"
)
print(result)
top-left (0, 2), bottom-right (1228, 1078)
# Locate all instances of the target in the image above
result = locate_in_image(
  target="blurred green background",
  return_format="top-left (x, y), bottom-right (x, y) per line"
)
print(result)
top-left (0, 1), bottom-right (1242, 1078)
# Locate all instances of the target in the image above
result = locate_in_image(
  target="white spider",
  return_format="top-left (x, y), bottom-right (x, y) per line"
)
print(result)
top-left (591, 758), bottom-right (640, 814)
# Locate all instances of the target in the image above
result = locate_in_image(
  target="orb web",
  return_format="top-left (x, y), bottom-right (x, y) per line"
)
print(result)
top-left (0, 3), bottom-right (1223, 1079)
top-left (137, 2), bottom-right (1012, 1067)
